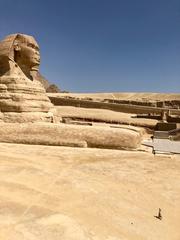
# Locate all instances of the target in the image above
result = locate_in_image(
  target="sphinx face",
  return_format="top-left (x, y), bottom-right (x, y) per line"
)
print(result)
top-left (14, 36), bottom-right (40, 70)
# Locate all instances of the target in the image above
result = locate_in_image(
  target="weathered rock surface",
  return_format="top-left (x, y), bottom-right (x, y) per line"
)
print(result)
top-left (55, 106), bottom-right (158, 128)
top-left (0, 122), bottom-right (142, 149)
top-left (0, 33), bottom-right (54, 122)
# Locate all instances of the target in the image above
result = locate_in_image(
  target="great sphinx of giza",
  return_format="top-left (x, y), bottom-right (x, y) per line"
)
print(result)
top-left (0, 33), bottom-right (142, 149)
top-left (0, 33), bottom-right (54, 122)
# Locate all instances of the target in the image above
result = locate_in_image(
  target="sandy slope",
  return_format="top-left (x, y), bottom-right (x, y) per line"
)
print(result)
top-left (48, 92), bottom-right (180, 101)
top-left (0, 143), bottom-right (179, 240)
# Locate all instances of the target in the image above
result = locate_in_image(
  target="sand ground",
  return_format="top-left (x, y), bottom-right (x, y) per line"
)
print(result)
top-left (48, 92), bottom-right (180, 101)
top-left (0, 143), bottom-right (179, 240)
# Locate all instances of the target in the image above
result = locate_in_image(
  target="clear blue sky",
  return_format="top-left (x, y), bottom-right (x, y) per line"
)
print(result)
top-left (0, 0), bottom-right (180, 92)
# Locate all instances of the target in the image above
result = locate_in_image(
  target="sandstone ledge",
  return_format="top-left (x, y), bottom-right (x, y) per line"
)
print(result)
top-left (0, 112), bottom-right (54, 123)
top-left (0, 123), bottom-right (141, 149)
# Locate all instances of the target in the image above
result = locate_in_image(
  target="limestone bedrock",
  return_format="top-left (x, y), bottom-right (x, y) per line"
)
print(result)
top-left (0, 33), bottom-right (54, 122)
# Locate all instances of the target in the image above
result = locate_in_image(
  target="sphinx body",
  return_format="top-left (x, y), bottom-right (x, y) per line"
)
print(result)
top-left (0, 33), bottom-right (54, 122)
top-left (0, 33), bottom-right (142, 150)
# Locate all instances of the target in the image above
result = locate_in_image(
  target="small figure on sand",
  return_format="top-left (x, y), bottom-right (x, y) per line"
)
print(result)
top-left (154, 208), bottom-right (162, 220)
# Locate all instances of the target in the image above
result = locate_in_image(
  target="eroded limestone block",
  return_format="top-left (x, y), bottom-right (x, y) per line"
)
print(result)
top-left (0, 123), bottom-right (141, 149)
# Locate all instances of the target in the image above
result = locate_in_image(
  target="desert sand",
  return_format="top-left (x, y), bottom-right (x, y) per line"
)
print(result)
top-left (0, 143), bottom-right (179, 240)
top-left (0, 32), bottom-right (179, 240)
top-left (48, 92), bottom-right (180, 101)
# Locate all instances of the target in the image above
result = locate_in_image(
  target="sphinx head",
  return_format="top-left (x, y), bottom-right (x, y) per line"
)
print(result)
top-left (0, 33), bottom-right (40, 79)
top-left (14, 34), bottom-right (40, 71)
